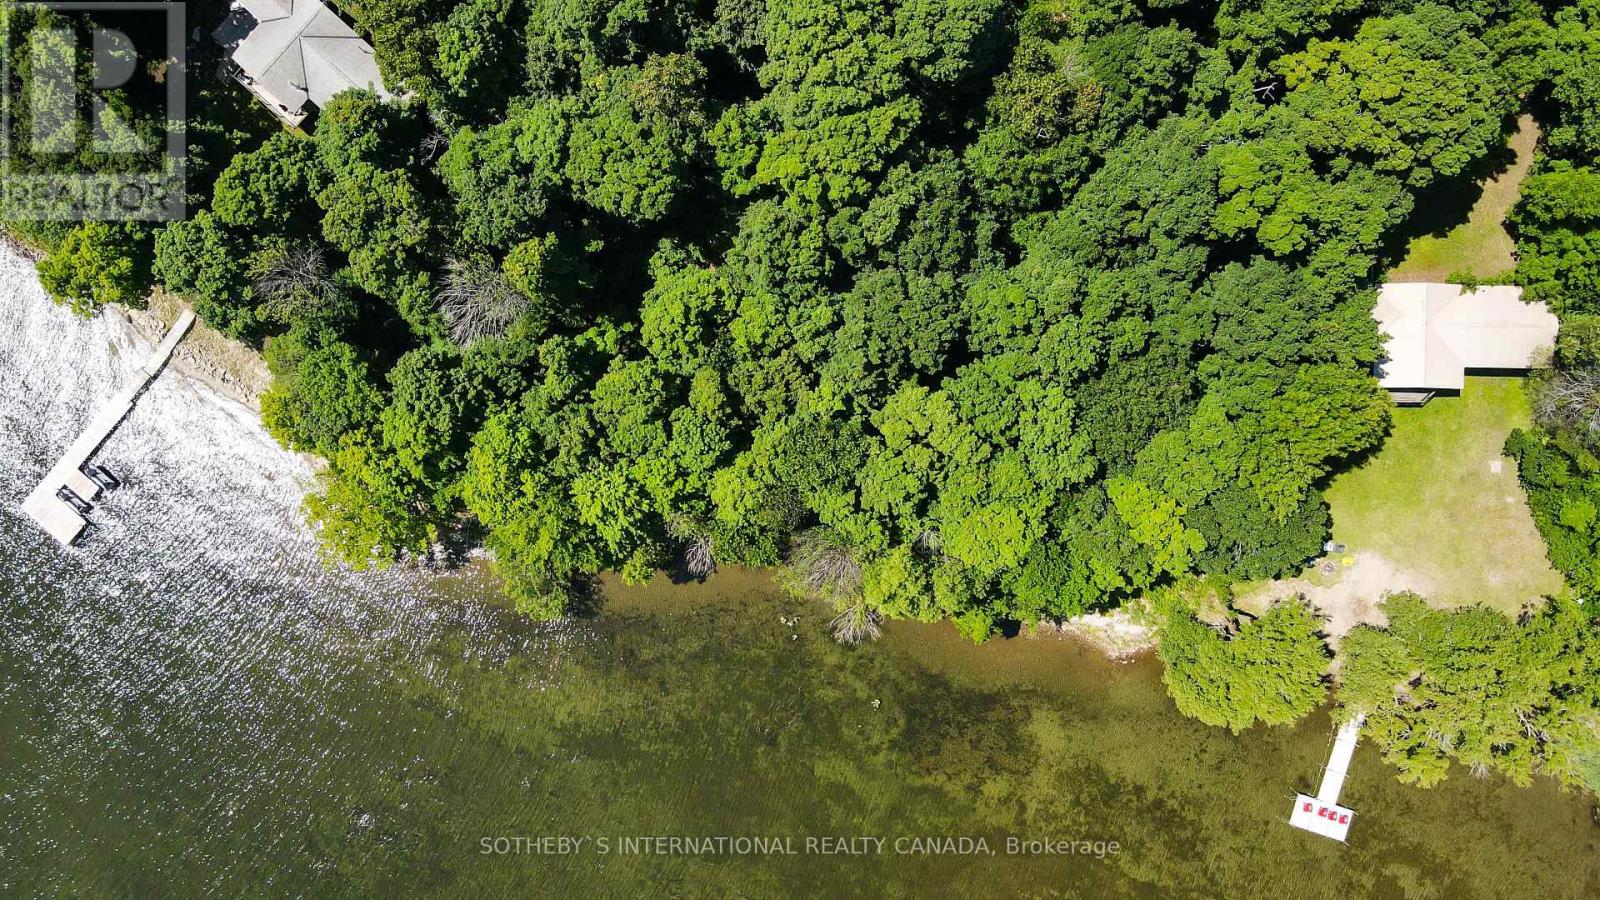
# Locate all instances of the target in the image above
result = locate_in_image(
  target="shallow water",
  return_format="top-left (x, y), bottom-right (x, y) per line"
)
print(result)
top-left (1, 249), bottom-right (1598, 898)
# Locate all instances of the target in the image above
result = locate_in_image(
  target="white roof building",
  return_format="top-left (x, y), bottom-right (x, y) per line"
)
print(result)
top-left (216, 0), bottom-right (390, 128)
top-left (1373, 283), bottom-right (1558, 403)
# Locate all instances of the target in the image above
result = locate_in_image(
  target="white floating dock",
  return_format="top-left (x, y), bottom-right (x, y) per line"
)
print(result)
top-left (1289, 714), bottom-right (1365, 842)
top-left (19, 311), bottom-right (195, 545)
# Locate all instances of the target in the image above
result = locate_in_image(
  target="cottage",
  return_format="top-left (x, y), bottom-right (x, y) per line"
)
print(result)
top-left (1373, 282), bottom-right (1559, 406)
top-left (214, 0), bottom-right (390, 128)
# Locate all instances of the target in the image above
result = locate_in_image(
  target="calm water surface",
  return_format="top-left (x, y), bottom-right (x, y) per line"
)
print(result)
top-left (2, 250), bottom-right (1598, 898)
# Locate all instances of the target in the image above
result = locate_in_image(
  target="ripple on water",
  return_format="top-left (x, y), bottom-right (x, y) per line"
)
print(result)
top-left (5, 249), bottom-right (1600, 900)
top-left (0, 247), bottom-right (593, 893)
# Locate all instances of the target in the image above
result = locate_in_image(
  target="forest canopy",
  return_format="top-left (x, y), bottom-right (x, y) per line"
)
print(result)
top-left (6, 0), bottom-right (1552, 639)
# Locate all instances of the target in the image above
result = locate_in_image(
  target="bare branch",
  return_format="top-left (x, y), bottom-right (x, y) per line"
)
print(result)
top-left (420, 130), bottom-right (448, 163)
top-left (1533, 368), bottom-right (1600, 442)
top-left (253, 243), bottom-right (339, 323)
top-left (666, 514), bottom-right (717, 578)
top-left (436, 257), bottom-right (532, 346)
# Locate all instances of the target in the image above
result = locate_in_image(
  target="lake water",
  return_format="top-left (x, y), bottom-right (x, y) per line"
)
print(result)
top-left (2, 248), bottom-right (1598, 898)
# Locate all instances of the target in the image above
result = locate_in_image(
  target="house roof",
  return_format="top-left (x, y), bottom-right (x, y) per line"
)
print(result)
top-left (1373, 283), bottom-right (1558, 392)
top-left (227, 0), bottom-right (389, 119)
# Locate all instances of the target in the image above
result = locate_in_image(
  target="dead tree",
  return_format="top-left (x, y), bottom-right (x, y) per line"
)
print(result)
top-left (253, 243), bottom-right (340, 322)
top-left (789, 528), bottom-right (864, 605)
top-left (1533, 368), bottom-right (1600, 442)
top-left (830, 601), bottom-right (883, 646)
top-left (437, 257), bottom-right (532, 346)
top-left (666, 514), bottom-right (717, 578)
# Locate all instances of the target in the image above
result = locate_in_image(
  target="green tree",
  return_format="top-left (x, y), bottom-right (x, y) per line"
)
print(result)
top-left (37, 222), bottom-right (150, 316)
top-left (715, 0), bottom-right (919, 208)
top-left (1188, 486), bottom-right (1329, 580)
top-left (1340, 594), bottom-right (1600, 789)
top-left (1274, 6), bottom-right (1508, 190)
top-left (1159, 598), bottom-right (1330, 733)
top-left (305, 435), bottom-right (440, 569)
top-left (432, 0), bottom-right (521, 117)
top-left (260, 327), bottom-right (384, 457)
top-left (1509, 167), bottom-right (1600, 314)
top-left (211, 131), bottom-right (326, 233)
top-left (565, 54), bottom-right (709, 222)
top-left (152, 211), bottom-right (256, 338)
top-left (438, 101), bottom-right (570, 249)
top-left (1547, 0), bottom-right (1600, 163)
top-left (318, 162), bottom-right (432, 306)
top-left (381, 345), bottom-right (479, 500)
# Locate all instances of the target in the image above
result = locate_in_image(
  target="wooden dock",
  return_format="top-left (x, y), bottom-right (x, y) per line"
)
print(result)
top-left (19, 311), bottom-right (196, 545)
top-left (1288, 714), bottom-right (1365, 842)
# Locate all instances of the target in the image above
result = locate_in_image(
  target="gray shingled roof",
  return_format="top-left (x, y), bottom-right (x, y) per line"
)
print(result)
top-left (228, 0), bottom-right (389, 120)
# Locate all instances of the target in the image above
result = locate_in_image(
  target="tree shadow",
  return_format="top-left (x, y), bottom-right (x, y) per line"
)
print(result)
top-left (1373, 121), bottom-right (1523, 272)
top-left (1315, 408), bottom-right (1399, 484)
top-left (430, 519), bottom-right (487, 569)
top-left (666, 561), bottom-right (714, 585)
top-left (565, 573), bottom-right (606, 619)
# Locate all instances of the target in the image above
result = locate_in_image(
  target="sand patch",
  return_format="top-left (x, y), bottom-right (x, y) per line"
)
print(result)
top-left (1234, 552), bottom-right (1436, 642)
top-left (132, 291), bottom-right (270, 409)
top-left (1046, 610), bottom-right (1157, 659)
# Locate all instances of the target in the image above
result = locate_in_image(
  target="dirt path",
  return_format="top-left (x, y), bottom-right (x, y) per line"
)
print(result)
top-left (1388, 113), bottom-right (1538, 282)
top-left (1234, 551), bottom-right (1436, 642)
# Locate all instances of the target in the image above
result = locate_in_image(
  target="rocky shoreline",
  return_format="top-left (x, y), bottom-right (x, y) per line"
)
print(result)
top-left (1037, 609), bottom-right (1157, 660)
top-left (124, 290), bottom-right (270, 411)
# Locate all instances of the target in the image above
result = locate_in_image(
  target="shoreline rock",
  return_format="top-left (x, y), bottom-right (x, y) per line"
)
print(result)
top-left (1039, 609), bottom-right (1158, 660)
top-left (124, 290), bottom-right (271, 412)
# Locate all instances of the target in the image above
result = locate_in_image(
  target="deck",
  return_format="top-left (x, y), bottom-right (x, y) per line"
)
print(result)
top-left (1288, 715), bottom-right (1365, 842)
top-left (19, 311), bottom-right (195, 546)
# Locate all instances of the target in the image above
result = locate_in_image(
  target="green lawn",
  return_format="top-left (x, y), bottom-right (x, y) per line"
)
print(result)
top-left (1324, 376), bottom-right (1563, 611)
top-left (1388, 114), bottom-right (1537, 283)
